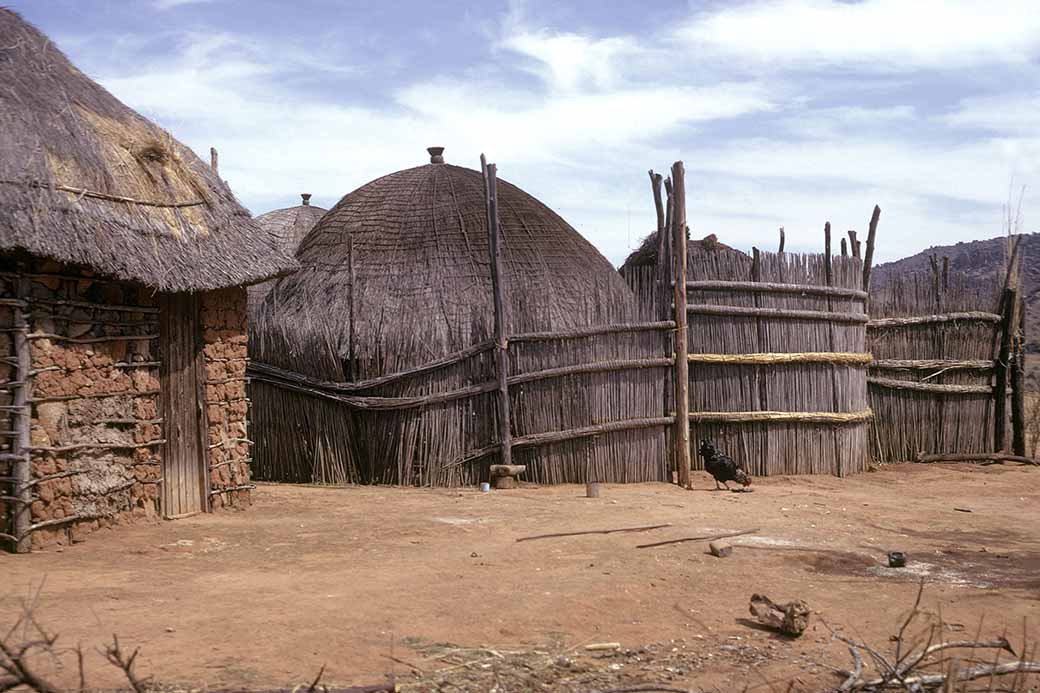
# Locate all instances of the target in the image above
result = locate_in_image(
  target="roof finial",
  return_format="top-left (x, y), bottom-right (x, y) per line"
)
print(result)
top-left (427, 146), bottom-right (445, 164)
top-left (301, 193), bottom-right (311, 206)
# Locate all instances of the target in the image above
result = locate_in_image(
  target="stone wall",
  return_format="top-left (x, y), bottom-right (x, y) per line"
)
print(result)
top-left (201, 287), bottom-right (252, 509)
top-left (0, 256), bottom-right (253, 551)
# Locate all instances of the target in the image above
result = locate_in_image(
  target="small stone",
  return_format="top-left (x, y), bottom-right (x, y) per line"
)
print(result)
top-left (709, 541), bottom-right (733, 557)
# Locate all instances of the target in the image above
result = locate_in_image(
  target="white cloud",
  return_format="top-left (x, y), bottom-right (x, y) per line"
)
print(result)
top-left (943, 92), bottom-right (1040, 135)
top-left (501, 30), bottom-right (644, 91)
top-left (675, 0), bottom-right (1040, 70)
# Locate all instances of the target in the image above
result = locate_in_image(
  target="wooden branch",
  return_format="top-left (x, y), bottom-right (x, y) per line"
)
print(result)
top-left (249, 373), bottom-right (498, 410)
top-left (848, 229), bottom-right (860, 258)
top-left (689, 352), bottom-right (872, 365)
top-left (26, 297), bottom-right (160, 314)
top-left (861, 205), bottom-right (880, 291)
top-left (31, 389), bottom-right (160, 403)
top-left (870, 358), bottom-right (993, 371)
top-left (509, 320), bottom-right (676, 343)
top-left (868, 377), bottom-right (992, 395)
top-left (778, 226), bottom-right (785, 253)
top-left (482, 154), bottom-right (513, 470)
top-left (824, 222), bottom-right (833, 284)
top-left (508, 357), bottom-right (674, 386)
top-left (915, 452), bottom-right (1038, 466)
top-left (0, 179), bottom-right (207, 208)
top-left (27, 333), bottom-right (157, 344)
top-left (687, 304), bottom-right (868, 323)
top-left (688, 409), bottom-right (872, 424)
top-left (210, 484), bottom-right (257, 495)
top-left (1012, 297), bottom-right (1026, 456)
top-left (867, 311), bottom-right (1002, 328)
top-left (636, 527), bottom-right (760, 550)
top-left (840, 237), bottom-right (848, 257)
top-left (30, 439), bottom-right (165, 454)
top-left (512, 416), bottom-right (675, 449)
top-left (515, 523), bottom-right (671, 543)
top-left (995, 288), bottom-right (1015, 451)
top-left (672, 161), bottom-right (691, 490)
top-left (685, 280), bottom-right (867, 300)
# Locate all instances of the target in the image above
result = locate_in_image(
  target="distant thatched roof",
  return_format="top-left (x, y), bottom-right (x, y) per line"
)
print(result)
top-left (254, 194), bottom-right (328, 252)
top-left (0, 9), bottom-right (297, 291)
top-left (620, 231), bottom-right (750, 272)
top-left (249, 195), bottom-right (328, 312)
top-left (255, 155), bottom-right (640, 380)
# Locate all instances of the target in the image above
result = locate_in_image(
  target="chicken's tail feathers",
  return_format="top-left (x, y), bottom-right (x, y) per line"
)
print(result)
top-left (735, 468), bottom-right (752, 486)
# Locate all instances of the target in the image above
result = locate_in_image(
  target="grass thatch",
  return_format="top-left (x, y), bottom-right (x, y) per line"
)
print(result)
top-left (248, 197), bottom-right (328, 313)
top-left (0, 9), bottom-right (297, 292)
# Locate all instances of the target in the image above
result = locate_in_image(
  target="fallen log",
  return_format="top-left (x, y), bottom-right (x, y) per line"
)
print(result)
top-left (515, 523), bottom-right (671, 543)
top-left (748, 594), bottom-right (810, 637)
top-left (915, 452), bottom-right (1039, 466)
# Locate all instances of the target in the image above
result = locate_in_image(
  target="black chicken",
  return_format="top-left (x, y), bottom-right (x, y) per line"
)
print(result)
top-left (698, 439), bottom-right (752, 491)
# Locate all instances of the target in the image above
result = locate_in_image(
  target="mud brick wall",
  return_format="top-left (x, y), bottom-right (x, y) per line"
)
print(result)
top-left (201, 287), bottom-right (252, 509)
top-left (0, 285), bottom-right (15, 542)
top-left (12, 259), bottom-right (161, 549)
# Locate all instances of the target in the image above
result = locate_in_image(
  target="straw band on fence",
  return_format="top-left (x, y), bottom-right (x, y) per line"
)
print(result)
top-left (688, 352), bottom-right (872, 365)
top-left (685, 304), bottom-right (868, 323)
top-left (685, 280), bottom-right (868, 301)
top-left (867, 311), bottom-right (1002, 329)
top-left (687, 409), bottom-right (873, 424)
top-left (868, 377), bottom-right (993, 395)
top-left (870, 358), bottom-right (994, 371)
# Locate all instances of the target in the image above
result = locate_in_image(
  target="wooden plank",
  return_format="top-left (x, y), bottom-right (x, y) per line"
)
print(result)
top-left (688, 409), bottom-right (873, 424)
top-left (861, 205), bottom-right (880, 290)
top-left (689, 352), bottom-right (872, 365)
top-left (867, 311), bottom-right (1002, 328)
top-left (671, 161), bottom-right (691, 490)
top-left (481, 155), bottom-right (512, 469)
top-left (869, 377), bottom-right (993, 395)
top-left (871, 358), bottom-right (993, 371)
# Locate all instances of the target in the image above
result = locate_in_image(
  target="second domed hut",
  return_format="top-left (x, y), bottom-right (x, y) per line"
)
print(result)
top-left (248, 193), bottom-right (328, 313)
top-left (251, 148), bottom-right (668, 486)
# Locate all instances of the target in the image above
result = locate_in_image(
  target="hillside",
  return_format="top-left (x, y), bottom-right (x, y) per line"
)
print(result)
top-left (871, 233), bottom-right (1039, 351)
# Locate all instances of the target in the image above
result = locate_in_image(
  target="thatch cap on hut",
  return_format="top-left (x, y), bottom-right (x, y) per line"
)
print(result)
top-left (256, 148), bottom-right (640, 380)
top-left (254, 194), bottom-right (329, 254)
top-left (0, 9), bottom-right (297, 292)
top-left (620, 231), bottom-right (749, 271)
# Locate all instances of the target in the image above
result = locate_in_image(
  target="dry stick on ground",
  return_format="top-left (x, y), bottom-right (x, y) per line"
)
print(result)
top-left (515, 523), bottom-right (671, 542)
top-left (102, 635), bottom-right (150, 693)
top-left (636, 527), bottom-right (759, 549)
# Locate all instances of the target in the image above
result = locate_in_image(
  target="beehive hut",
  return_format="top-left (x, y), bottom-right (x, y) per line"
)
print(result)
top-left (0, 9), bottom-right (297, 552)
top-left (248, 194), bottom-right (328, 313)
top-left (251, 148), bottom-right (670, 486)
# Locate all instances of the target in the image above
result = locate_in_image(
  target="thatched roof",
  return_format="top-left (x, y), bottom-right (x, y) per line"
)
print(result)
top-left (0, 9), bottom-right (297, 291)
top-left (620, 231), bottom-right (750, 272)
top-left (254, 194), bottom-right (328, 252)
top-left (249, 194), bottom-right (328, 313)
top-left (255, 152), bottom-right (640, 380)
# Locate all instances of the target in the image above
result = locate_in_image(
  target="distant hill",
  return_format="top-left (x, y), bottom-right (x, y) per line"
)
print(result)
top-left (871, 233), bottom-right (1039, 352)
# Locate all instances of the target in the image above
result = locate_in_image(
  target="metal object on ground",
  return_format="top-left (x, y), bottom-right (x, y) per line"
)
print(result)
top-left (478, 482), bottom-right (490, 493)
top-left (888, 551), bottom-right (907, 568)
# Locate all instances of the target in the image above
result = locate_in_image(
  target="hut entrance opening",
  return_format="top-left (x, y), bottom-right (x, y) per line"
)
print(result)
top-left (159, 293), bottom-right (209, 517)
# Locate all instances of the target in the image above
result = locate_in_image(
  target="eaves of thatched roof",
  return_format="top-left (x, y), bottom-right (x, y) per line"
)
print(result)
top-left (0, 9), bottom-right (298, 292)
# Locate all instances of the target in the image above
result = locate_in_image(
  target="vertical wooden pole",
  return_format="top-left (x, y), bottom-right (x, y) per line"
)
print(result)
top-left (650, 171), bottom-right (666, 320)
top-left (1011, 297), bottom-right (1027, 457)
top-left (840, 237), bottom-right (848, 257)
top-left (12, 268), bottom-right (31, 552)
top-left (778, 227), bottom-right (786, 254)
top-left (861, 205), bottom-right (880, 291)
top-left (848, 230), bottom-right (860, 258)
top-left (210, 147), bottom-right (219, 176)
top-left (994, 287), bottom-right (1015, 452)
top-left (481, 154), bottom-right (512, 469)
top-left (671, 161), bottom-right (691, 489)
top-left (823, 222), bottom-right (833, 286)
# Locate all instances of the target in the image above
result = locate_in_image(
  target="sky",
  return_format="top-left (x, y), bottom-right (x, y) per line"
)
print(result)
top-left (9, 0), bottom-right (1040, 265)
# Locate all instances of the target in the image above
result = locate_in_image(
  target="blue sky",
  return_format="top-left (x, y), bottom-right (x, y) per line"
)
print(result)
top-left (10, 0), bottom-right (1040, 264)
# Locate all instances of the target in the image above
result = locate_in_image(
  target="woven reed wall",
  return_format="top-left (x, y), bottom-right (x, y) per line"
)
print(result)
top-left (868, 274), bottom-right (1001, 462)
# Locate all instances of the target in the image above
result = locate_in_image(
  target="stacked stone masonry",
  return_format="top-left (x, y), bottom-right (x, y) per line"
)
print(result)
top-left (0, 257), bottom-right (251, 551)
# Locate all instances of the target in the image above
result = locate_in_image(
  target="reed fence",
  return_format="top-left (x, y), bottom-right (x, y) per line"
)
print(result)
top-left (867, 250), bottom-right (1026, 462)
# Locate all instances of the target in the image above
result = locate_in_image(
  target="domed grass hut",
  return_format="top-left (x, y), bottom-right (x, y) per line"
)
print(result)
top-left (251, 149), bottom-right (670, 486)
top-left (248, 194), bottom-right (328, 313)
top-left (0, 9), bottom-right (296, 552)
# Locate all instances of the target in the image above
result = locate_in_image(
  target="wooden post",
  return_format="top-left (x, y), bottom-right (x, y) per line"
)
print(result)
top-left (778, 227), bottom-right (786, 254)
top-left (650, 171), bottom-right (667, 320)
top-left (481, 154), bottom-right (512, 469)
top-left (994, 288), bottom-right (1015, 452)
top-left (210, 147), bottom-right (219, 175)
top-left (1011, 297), bottom-right (1027, 457)
top-left (840, 237), bottom-right (848, 257)
top-left (671, 161), bottom-right (691, 489)
top-left (12, 269), bottom-right (31, 553)
top-left (848, 230), bottom-right (860, 258)
top-left (823, 222), bottom-right (833, 286)
top-left (861, 205), bottom-right (880, 291)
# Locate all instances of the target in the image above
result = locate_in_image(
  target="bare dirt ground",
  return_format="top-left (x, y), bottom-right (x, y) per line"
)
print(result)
top-left (2, 463), bottom-right (1039, 692)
